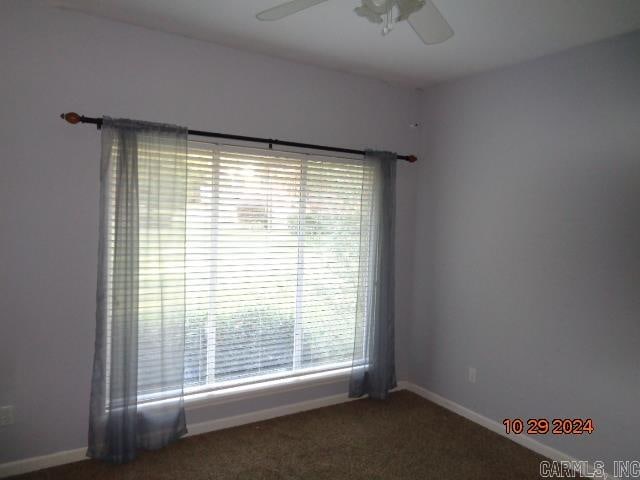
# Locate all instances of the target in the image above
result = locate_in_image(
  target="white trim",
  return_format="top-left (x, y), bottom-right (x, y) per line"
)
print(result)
top-left (185, 390), bottom-right (360, 438)
top-left (133, 367), bottom-right (352, 412)
top-left (0, 379), bottom-right (359, 479)
top-left (184, 367), bottom-right (351, 410)
top-left (0, 448), bottom-right (88, 479)
top-left (402, 383), bottom-right (612, 479)
top-left (0, 381), bottom-right (602, 479)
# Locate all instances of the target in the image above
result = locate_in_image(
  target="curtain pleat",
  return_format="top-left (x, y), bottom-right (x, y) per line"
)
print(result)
top-left (349, 150), bottom-right (397, 400)
top-left (88, 118), bottom-right (188, 463)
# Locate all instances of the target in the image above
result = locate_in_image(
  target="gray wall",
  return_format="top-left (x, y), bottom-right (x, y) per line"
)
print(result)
top-left (411, 30), bottom-right (640, 465)
top-left (0, 1), bottom-right (418, 464)
top-left (2, 0), bottom-right (638, 468)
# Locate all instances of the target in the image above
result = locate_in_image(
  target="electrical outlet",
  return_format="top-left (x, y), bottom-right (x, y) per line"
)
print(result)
top-left (468, 367), bottom-right (477, 384)
top-left (0, 406), bottom-right (15, 426)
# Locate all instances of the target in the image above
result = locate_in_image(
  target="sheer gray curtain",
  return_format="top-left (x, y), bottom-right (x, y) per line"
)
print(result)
top-left (349, 150), bottom-right (397, 400)
top-left (88, 118), bottom-right (188, 463)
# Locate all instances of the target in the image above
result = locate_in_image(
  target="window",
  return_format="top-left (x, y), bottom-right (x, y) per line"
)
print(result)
top-left (109, 143), bottom-right (378, 399)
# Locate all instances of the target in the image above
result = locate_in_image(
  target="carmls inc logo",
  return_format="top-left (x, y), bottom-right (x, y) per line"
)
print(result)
top-left (539, 460), bottom-right (640, 479)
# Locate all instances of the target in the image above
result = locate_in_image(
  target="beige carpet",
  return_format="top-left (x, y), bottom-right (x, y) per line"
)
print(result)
top-left (12, 390), bottom-right (547, 479)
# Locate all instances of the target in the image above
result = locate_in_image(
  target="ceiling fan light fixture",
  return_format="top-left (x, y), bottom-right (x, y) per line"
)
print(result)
top-left (354, 0), bottom-right (426, 36)
top-left (354, 5), bottom-right (383, 24)
top-left (256, 0), bottom-right (453, 45)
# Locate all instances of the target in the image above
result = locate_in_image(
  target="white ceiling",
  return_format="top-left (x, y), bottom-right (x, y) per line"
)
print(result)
top-left (48, 0), bottom-right (640, 87)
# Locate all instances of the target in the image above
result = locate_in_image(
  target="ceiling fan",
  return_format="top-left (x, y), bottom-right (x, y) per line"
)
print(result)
top-left (256, 0), bottom-right (453, 45)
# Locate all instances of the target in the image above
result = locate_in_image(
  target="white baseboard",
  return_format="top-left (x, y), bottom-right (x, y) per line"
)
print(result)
top-left (185, 390), bottom-right (360, 437)
top-left (0, 381), bottom-right (597, 479)
top-left (401, 383), bottom-right (571, 461)
top-left (0, 447), bottom-right (88, 479)
top-left (0, 388), bottom-right (364, 478)
top-left (402, 383), bottom-right (610, 479)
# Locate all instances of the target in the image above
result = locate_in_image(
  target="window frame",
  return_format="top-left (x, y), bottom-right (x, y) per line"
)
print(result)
top-left (106, 141), bottom-right (376, 409)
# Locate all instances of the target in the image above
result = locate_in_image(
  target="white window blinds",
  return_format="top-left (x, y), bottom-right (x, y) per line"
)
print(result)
top-left (110, 142), bottom-right (379, 397)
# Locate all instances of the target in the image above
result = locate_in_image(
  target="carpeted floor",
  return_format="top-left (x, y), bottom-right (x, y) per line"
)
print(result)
top-left (12, 390), bottom-right (547, 479)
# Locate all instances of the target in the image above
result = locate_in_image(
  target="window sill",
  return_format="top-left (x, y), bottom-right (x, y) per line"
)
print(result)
top-left (183, 367), bottom-right (351, 411)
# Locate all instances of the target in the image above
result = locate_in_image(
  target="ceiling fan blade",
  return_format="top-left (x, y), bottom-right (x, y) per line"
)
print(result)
top-left (256, 0), bottom-right (329, 21)
top-left (408, 0), bottom-right (453, 45)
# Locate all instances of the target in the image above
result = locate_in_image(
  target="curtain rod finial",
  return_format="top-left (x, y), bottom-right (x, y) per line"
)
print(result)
top-left (406, 155), bottom-right (417, 163)
top-left (61, 112), bottom-right (81, 124)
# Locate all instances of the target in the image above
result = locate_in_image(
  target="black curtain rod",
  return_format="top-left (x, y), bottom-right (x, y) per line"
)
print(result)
top-left (60, 113), bottom-right (417, 163)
